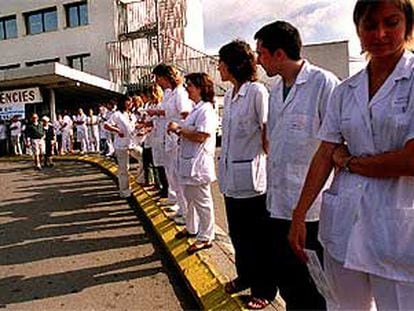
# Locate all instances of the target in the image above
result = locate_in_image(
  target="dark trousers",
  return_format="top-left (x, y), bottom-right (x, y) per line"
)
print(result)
top-left (224, 194), bottom-right (269, 298)
top-left (142, 147), bottom-right (155, 185)
top-left (263, 218), bottom-right (326, 310)
top-left (156, 166), bottom-right (169, 197)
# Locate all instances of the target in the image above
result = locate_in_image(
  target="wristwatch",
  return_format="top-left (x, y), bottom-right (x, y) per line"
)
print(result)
top-left (343, 156), bottom-right (355, 172)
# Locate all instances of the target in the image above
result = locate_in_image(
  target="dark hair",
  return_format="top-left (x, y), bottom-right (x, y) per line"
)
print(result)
top-left (254, 20), bottom-right (302, 60)
top-left (218, 40), bottom-right (257, 83)
top-left (117, 95), bottom-right (130, 112)
top-left (353, 0), bottom-right (414, 41)
top-left (152, 63), bottom-right (182, 88)
top-left (185, 72), bottom-right (216, 104)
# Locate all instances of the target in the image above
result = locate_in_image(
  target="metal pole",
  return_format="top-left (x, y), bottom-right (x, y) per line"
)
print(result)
top-left (155, 0), bottom-right (162, 62)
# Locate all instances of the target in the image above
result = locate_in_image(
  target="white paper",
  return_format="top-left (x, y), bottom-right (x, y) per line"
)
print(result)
top-left (304, 249), bottom-right (339, 306)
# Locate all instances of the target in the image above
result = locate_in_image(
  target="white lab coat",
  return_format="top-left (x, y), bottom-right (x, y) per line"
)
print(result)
top-left (318, 51), bottom-right (414, 282)
top-left (218, 81), bottom-right (268, 199)
top-left (267, 61), bottom-right (339, 221)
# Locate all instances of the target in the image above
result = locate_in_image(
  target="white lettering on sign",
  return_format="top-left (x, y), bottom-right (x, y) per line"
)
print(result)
top-left (0, 87), bottom-right (43, 105)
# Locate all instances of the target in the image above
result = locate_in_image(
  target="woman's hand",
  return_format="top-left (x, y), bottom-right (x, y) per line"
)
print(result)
top-left (332, 144), bottom-right (350, 171)
top-left (288, 210), bottom-right (308, 263)
top-left (167, 121), bottom-right (180, 135)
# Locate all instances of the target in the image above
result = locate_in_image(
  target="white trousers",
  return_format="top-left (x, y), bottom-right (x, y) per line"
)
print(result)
top-left (61, 132), bottom-right (71, 153)
top-left (130, 146), bottom-right (144, 183)
top-left (164, 148), bottom-right (186, 212)
top-left (324, 251), bottom-right (414, 310)
top-left (115, 148), bottom-right (131, 198)
top-left (183, 183), bottom-right (215, 242)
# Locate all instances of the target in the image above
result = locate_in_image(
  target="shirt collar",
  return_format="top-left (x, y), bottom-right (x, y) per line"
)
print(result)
top-left (349, 50), bottom-right (414, 88)
top-left (293, 60), bottom-right (312, 85)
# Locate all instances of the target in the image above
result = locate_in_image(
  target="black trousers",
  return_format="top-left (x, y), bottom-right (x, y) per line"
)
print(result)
top-left (142, 147), bottom-right (155, 185)
top-left (224, 194), bottom-right (269, 299)
top-left (156, 166), bottom-right (169, 197)
top-left (263, 218), bottom-right (326, 310)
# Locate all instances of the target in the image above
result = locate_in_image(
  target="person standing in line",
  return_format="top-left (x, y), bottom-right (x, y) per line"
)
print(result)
top-left (147, 86), bottom-right (171, 199)
top-left (87, 108), bottom-right (100, 153)
top-left (25, 113), bottom-right (45, 170)
top-left (129, 95), bottom-right (146, 185)
top-left (104, 102), bottom-right (116, 157)
top-left (9, 115), bottom-right (22, 156)
top-left (144, 84), bottom-right (169, 196)
top-left (254, 20), bottom-right (339, 310)
top-left (217, 40), bottom-right (270, 309)
top-left (61, 110), bottom-right (73, 154)
top-left (289, 0), bottom-right (414, 309)
top-left (151, 64), bottom-right (192, 225)
top-left (54, 114), bottom-right (63, 155)
top-left (104, 96), bottom-right (135, 199)
top-left (42, 116), bottom-right (56, 167)
top-left (169, 73), bottom-right (218, 254)
top-left (75, 108), bottom-right (89, 154)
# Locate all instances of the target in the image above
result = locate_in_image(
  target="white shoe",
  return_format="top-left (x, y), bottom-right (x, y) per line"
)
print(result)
top-left (168, 204), bottom-right (180, 212)
top-left (173, 215), bottom-right (186, 226)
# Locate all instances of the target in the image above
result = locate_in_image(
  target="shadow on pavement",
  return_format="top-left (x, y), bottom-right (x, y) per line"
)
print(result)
top-left (0, 161), bottom-right (197, 309)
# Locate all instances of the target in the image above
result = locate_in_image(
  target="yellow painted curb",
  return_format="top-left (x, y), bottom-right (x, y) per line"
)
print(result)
top-left (1, 155), bottom-right (244, 310)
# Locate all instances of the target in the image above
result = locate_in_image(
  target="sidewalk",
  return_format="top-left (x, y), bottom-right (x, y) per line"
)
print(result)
top-left (3, 155), bottom-right (285, 310)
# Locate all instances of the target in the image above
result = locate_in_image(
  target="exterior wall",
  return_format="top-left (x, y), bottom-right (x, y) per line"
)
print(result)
top-left (0, 0), bottom-right (117, 80)
top-left (302, 40), bottom-right (349, 80)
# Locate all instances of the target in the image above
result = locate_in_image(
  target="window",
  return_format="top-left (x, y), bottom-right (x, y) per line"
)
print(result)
top-left (0, 15), bottom-right (18, 40)
top-left (26, 57), bottom-right (60, 67)
top-left (67, 53), bottom-right (90, 71)
top-left (65, 1), bottom-right (88, 28)
top-left (25, 7), bottom-right (57, 35)
top-left (0, 63), bottom-right (20, 71)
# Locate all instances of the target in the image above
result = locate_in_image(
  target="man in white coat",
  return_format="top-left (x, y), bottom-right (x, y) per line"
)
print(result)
top-left (254, 20), bottom-right (339, 309)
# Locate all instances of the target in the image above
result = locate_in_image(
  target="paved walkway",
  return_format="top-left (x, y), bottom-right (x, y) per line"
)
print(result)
top-left (0, 161), bottom-right (197, 310)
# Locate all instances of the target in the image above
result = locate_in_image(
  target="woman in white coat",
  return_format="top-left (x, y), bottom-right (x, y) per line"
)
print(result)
top-left (217, 40), bottom-right (270, 309)
top-left (289, 0), bottom-right (414, 309)
top-left (169, 73), bottom-right (218, 254)
top-left (104, 96), bottom-right (135, 199)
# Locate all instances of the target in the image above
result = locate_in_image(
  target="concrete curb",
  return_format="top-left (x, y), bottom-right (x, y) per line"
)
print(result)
top-left (1, 155), bottom-right (245, 310)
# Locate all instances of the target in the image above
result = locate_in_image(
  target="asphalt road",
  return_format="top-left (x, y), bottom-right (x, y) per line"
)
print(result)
top-left (0, 161), bottom-right (198, 310)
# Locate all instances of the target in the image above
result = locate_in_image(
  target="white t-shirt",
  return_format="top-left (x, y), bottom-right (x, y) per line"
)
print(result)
top-left (10, 120), bottom-right (22, 136)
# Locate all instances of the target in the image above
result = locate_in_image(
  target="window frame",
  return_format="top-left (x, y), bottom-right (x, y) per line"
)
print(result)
top-left (0, 15), bottom-right (18, 40)
top-left (24, 7), bottom-right (58, 35)
top-left (65, 1), bottom-right (89, 28)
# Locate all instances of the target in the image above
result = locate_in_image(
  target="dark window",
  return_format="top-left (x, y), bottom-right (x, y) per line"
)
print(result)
top-left (67, 53), bottom-right (90, 71)
top-left (25, 7), bottom-right (57, 35)
top-left (0, 15), bottom-right (18, 40)
top-left (65, 1), bottom-right (88, 28)
top-left (26, 57), bottom-right (60, 67)
top-left (0, 63), bottom-right (20, 71)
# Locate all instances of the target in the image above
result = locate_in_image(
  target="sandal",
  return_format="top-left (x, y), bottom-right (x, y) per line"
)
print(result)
top-left (246, 297), bottom-right (270, 310)
top-left (224, 279), bottom-right (248, 294)
top-left (187, 240), bottom-right (213, 254)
